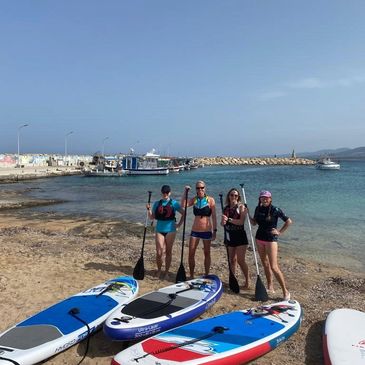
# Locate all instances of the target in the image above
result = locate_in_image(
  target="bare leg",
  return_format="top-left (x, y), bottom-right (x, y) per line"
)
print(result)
top-left (188, 236), bottom-right (200, 279)
top-left (266, 242), bottom-right (290, 299)
top-left (163, 232), bottom-right (176, 278)
top-left (257, 242), bottom-right (274, 291)
top-left (202, 239), bottom-right (211, 276)
top-left (234, 245), bottom-right (250, 289)
top-left (155, 232), bottom-right (165, 277)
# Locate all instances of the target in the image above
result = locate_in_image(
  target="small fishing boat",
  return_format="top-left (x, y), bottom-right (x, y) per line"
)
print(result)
top-left (315, 157), bottom-right (340, 170)
top-left (122, 149), bottom-right (169, 175)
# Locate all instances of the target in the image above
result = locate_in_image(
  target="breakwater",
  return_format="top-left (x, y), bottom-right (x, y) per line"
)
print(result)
top-left (195, 157), bottom-right (315, 166)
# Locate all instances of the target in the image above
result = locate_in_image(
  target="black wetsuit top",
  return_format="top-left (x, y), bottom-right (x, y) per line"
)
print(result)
top-left (254, 204), bottom-right (289, 242)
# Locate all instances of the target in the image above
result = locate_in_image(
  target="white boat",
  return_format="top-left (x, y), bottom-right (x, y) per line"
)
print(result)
top-left (84, 168), bottom-right (127, 177)
top-left (122, 150), bottom-right (169, 175)
top-left (315, 157), bottom-right (340, 170)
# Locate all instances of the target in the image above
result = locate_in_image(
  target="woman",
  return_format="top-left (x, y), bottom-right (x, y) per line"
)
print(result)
top-left (250, 190), bottom-right (292, 300)
top-left (221, 188), bottom-right (250, 289)
top-left (183, 181), bottom-right (217, 279)
top-left (147, 185), bottom-right (184, 279)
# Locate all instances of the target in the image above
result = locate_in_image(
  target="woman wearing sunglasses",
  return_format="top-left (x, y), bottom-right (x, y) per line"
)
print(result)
top-left (250, 190), bottom-right (292, 300)
top-left (183, 181), bottom-right (217, 279)
top-left (147, 185), bottom-right (184, 279)
top-left (221, 188), bottom-right (250, 289)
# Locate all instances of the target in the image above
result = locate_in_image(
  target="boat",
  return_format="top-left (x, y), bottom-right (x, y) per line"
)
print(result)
top-left (122, 149), bottom-right (169, 175)
top-left (83, 168), bottom-right (127, 177)
top-left (315, 157), bottom-right (340, 170)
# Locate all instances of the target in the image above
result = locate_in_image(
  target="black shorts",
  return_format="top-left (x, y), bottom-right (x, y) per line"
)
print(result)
top-left (224, 229), bottom-right (248, 247)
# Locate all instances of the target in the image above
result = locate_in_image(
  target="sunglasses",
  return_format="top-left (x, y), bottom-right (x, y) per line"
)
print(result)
top-left (196, 186), bottom-right (205, 190)
top-left (230, 193), bottom-right (239, 197)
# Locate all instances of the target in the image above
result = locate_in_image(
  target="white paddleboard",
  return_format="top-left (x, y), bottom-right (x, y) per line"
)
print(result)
top-left (0, 276), bottom-right (138, 365)
top-left (323, 308), bottom-right (365, 365)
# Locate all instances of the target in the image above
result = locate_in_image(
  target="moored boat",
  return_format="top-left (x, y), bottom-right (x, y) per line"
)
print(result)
top-left (122, 150), bottom-right (169, 175)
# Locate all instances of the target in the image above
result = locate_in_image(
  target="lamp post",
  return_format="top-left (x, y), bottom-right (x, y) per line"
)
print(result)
top-left (102, 136), bottom-right (109, 156)
top-left (17, 123), bottom-right (29, 168)
top-left (64, 131), bottom-right (73, 166)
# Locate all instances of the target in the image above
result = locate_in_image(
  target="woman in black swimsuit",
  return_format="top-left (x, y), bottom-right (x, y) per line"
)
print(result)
top-left (221, 188), bottom-right (250, 289)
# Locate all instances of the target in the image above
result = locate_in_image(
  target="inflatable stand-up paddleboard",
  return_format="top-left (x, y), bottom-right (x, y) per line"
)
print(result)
top-left (323, 308), bottom-right (365, 365)
top-left (104, 275), bottom-right (222, 341)
top-left (0, 276), bottom-right (138, 365)
top-left (112, 299), bottom-right (302, 365)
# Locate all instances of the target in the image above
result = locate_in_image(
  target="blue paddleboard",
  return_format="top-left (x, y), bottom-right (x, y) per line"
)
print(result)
top-left (0, 276), bottom-right (138, 365)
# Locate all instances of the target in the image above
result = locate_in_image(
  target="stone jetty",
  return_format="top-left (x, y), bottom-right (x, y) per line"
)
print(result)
top-left (195, 156), bottom-right (315, 166)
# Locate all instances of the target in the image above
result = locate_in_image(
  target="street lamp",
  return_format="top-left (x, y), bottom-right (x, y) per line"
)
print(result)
top-left (102, 137), bottom-right (109, 156)
top-left (64, 131), bottom-right (73, 157)
top-left (64, 131), bottom-right (73, 166)
top-left (17, 123), bottom-right (29, 167)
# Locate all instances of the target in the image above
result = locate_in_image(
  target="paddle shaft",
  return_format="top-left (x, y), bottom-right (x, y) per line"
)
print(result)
top-left (239, 184), bottom-right (260, 275)
top-left (179, 187), bottom-right (190, 264)
top-left (140, 191), bottom-right (152, 255)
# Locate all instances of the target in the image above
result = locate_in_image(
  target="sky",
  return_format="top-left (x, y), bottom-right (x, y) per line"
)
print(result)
top-left (1, 1), bottom-right (365, 157)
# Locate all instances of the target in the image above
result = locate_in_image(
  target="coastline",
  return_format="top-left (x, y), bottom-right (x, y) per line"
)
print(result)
top-left (0, 197), bottom-right (364, 364)
top-left (0, 166), bottom-right (82, 183)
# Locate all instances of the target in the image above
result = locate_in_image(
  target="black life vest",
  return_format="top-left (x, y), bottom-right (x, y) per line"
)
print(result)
top-left (154, 199), bottom-right (176, 221)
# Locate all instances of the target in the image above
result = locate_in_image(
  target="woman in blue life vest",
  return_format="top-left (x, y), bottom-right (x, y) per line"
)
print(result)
top-left (182, 181), bottom-right (217, 279)
top-left (221, 188), bottom-right (250, 289)
top-left (250, 190), bottom-right (292, 300)
top-left (147, 185), bottom-right (184, 279)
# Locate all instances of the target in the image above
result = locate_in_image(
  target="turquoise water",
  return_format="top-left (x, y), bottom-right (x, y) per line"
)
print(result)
top-left (8, 161), bottom-right (365, 272)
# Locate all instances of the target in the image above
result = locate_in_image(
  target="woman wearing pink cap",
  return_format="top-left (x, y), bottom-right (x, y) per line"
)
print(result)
top-left (250, 190), bottom-right (292, 300)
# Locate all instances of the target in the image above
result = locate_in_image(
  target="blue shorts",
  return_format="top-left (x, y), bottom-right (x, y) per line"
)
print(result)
top-left (190, 231), bottom-right (213, 240)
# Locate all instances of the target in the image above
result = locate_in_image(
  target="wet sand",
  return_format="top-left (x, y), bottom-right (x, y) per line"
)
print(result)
top-left (0, 193), bottom-right (364, 365)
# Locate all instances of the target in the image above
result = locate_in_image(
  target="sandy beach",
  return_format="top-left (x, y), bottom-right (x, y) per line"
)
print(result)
top-left (0, 191), bottom-right (364, 365)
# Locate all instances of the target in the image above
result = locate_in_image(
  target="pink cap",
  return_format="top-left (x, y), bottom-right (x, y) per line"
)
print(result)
top-left (259, 190), bottom-right (272, 198)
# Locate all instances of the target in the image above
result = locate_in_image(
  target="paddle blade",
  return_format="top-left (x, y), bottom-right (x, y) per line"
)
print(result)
top-left (175, 263), bottom-right (187, 283)
top-left (133, 256), bottom-right (145, 280)
top-left (229, 271), bottom-right (240, 294)
top-left (255, 274), bottom-right (268, 302)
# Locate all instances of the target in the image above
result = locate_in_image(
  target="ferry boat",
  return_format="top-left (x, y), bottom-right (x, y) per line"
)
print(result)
top-left (122, 149), bottom-right (169, 175)
top-left (315, 157), bottom-right (340, 170)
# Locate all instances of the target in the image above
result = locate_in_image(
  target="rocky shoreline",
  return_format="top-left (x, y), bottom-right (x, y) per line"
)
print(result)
top-left (196, 156), bottom-right (315, 166)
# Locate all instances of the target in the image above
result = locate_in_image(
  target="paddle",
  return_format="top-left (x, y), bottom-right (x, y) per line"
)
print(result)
top-left (133, 191), bottom-right (152, 280)
top-left (175, 186), bottom-right (190, 283)
top-left (218, 193), bottom-right (240, 294)
top-left (239, 184), bottom-right (268, 302)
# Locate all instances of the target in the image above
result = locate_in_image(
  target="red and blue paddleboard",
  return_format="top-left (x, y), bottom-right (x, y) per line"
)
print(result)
top-left (112, 299), bottom-right (302, 365)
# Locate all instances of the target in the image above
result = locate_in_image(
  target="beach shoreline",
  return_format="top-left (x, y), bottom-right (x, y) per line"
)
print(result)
top-left (0, 197), bottom-right (364, 364)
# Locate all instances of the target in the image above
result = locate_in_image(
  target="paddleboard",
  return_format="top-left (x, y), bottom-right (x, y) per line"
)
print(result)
top-left (104, 275), bottom-right (222, 341)
top-left (112, 299), bottom-right (301, 365)
top-left (323, 308), bottom-right (365, 365)
top-left (0, 276), bottom-right (138, 365)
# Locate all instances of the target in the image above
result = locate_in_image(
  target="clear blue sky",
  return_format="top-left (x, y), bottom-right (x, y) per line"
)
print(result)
top-left (1, 1), bottom-right (365, 157)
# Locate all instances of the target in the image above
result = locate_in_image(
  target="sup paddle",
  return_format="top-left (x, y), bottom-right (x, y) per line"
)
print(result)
top-left (239, 184), bottom-right (268, 302)
top-left (133, 190), bottom-right (152, 280)
top-left (219, 193), bottom-right (240, 294)
top-left (175, 186), bottom-right (190, 283)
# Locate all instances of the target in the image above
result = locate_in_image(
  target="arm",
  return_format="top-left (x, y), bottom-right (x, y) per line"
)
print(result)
top-left (146, 202), bottom-right (155, 220)
top-left (226, 204), bottom-right (246, 226)
top-left (272, 218), bottom-right (292, 236)
top-left (176, 206), bottom-right (185, 228)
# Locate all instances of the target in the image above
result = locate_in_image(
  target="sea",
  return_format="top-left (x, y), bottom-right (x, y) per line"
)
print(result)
top-left (4, 160), bottom-right (365, 273)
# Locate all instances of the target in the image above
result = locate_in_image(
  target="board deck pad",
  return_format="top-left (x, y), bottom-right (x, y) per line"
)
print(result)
top-left (104, 275), bottom-right (223, 341)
